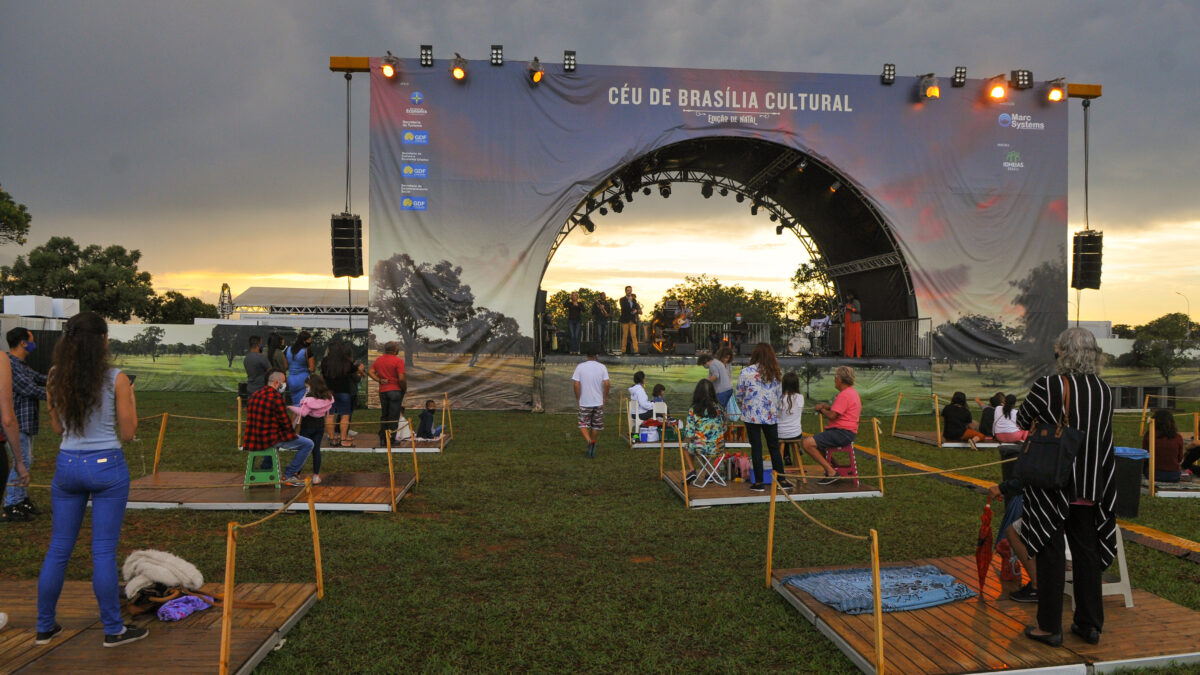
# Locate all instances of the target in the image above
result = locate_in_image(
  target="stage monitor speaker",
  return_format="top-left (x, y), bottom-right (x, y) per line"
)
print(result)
top-left (674, 343), bottom-right (696, 356)
top-left (1071, 230), bottom-right (1103, 290)
top-left (581, 342), bottom-right (601, 355)
top-left (740, 343), bottom-right (756, 356)
top-left (638, 343), bottom-right (650, 355)
top-left (331, 213), bottom-right (363, 278)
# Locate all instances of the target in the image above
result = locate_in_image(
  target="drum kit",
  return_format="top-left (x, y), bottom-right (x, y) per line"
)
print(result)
top-left (786, 324), bottom-right (828, 356)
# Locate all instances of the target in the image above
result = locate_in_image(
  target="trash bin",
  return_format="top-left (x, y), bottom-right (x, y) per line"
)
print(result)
top-left (1113, 447), bottom-right (1148, 518)
top-left (998, 444), bottom-right (1021, 483)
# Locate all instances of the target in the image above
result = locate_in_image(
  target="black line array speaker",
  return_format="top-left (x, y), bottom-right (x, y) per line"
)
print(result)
top-left (332, 213), bottom-right (363, 278)
top-left (581, 342), bottom-right (601, 355)
top-left (535, 289), bottom-right (547, 317)
top-left (674, 343), bottom-right (696, 356)
top-left (1071, 230), bottom-right (1103, 290)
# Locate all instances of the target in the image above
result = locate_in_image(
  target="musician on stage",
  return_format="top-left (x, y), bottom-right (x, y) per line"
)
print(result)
top-left (673, 299), bottom-right (694, 344)
top-left (592, 292), bottom-right (611, 354)
top-left (728, 312), bottom-right (749, 354)
top-left (842, 290), bottom-right (862, 358)
top-left (619, 286), bottom-right (641, 354)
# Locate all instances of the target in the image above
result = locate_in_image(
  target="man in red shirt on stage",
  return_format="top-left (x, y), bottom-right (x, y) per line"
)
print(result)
top-left (369, 342), bottom-right (407, 446)
top-left (242, 371), bottom-right (313, 486)
top-left (802, 365), bottom-right (862, 485)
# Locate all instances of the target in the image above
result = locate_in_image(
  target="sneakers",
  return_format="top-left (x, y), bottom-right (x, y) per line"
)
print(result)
top-left (817, 474), bottom-right (839, 486)
top-left (776, 478), bottom-right (794, 490)
top-left (280, 475), bottom-right (305, 487)
top-left (585, 443), bottom-right (596, 459)
top-left (1008, 583), bottom-right (1038, 603)
top-left (311, 474), bottom-right (322, 485)
top-left (685, 471), bottom-right (697, 482)
top-left (103, 624), bottom-right (149, 647)
top-left (19, 498), bottom-right (40, 516)
top-left (0, 612), bottom-right (6, 630)
top-left (35, 624), bottom-right (63, 645)
top-left (749, 483), bottom-right (766, 492)
top-left (2, 505), bottom-right (31, 523)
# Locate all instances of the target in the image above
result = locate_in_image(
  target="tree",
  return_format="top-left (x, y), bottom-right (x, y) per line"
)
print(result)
top-left (1009, 253), bottom-right (1067, 375)
top-left (456, 308), bottom-right (530, 366)
top-left (1137, 339), bottom-right (1192, 383)
top-left (932, 314), bottom-right (1020, 370)
top-left (653, 274), bottom-right (788, 344)
top-left (1133, 312), bottom-right (1191, 341)
top-left (1111, 324), bottom-right (1136, 339)
top-left (544, 288), bottom-right (616, 329)
top-left (372, 254), bottom-right (476, 367)
top-left (791, 262), bottom-right (837, 320)
top-left (0, 236), bottom-right (155, 322)
top-left (129, 326), bottom-right (165, 362)
top-left (0, 184), bottom-right (32, 245)
top-left (142, 291), bottom-right (219, 324)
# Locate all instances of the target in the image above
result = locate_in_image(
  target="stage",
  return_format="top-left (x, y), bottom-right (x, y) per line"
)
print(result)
top-left (0, 580), bottom-right (316, 674)
top-left (772, 555), bottom-right (1200, 674)
top-left (126, 471), bottom-right (414, 512)
top-left (663, 470), bottom-right (880, 508)
top-left (544, 353), bottom-right (931, 370)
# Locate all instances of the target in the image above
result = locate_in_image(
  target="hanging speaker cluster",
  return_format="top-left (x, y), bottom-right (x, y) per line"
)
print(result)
top-left (331, 213), bottom-right (363, 278)
top-left (1071, 230), bottom-right (1103, 290)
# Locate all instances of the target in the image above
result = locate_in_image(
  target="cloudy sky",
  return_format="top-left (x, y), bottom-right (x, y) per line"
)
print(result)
top-left (2, 1), bottom-right (1197, 325)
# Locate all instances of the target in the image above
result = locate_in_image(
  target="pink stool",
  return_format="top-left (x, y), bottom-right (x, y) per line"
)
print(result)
top-left (824, 445), bottom-right (859, 487)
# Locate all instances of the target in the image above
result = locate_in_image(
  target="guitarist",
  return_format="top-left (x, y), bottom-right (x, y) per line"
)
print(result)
top-left (619, 286), bottom-right (641, 354)
top-left (592, 292), bottom-right (611, 354)
top-left (673, 298), bottom-right (694, 344)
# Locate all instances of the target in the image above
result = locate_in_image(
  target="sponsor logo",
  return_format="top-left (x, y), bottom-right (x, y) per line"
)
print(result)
top-left (1003, 150), bottom-right (1025, 172)
top-left (402, 130), bottom-right (429, 145)
top-left (402, 163), bottom-right (428, 179)
top-left (998, 113), bottom-right (1012, 127)
top-left (401, 196), bottom-right (428, 211)
top-left (998, 112), bottom-right (1045, 131)
top-left (410, 91), bottom-right (424, 105)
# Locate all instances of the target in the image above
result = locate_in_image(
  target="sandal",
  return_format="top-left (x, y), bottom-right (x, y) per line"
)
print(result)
top-left (339, 439), bottom-right (353, 447)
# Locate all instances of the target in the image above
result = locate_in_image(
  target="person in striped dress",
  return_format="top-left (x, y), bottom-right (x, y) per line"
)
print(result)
top-left (1015, 327), bottom-right (1117, 647)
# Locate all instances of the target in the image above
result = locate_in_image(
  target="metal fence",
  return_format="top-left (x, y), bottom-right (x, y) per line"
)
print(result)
top-left (823, 318), bottom-right (932, 357)
top-left (553, 320), bottom-right (770, 353)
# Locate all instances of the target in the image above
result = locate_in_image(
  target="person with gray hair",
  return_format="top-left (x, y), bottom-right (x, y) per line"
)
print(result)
top-left (803, 365), bottom-right (861, 485)
top-left (369, 342), bottom-right (407, 446)
top-left (1015, 326), bottom-right (1116, 648)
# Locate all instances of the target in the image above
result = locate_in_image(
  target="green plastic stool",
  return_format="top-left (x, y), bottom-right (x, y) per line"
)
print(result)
top-left (244, 448), bottom-right (281, 489)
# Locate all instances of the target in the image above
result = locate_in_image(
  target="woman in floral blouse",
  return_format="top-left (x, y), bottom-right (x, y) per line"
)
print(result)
top-left (735, 343), bottom-right (787, 492)
top-left (682, 379), bottom-right (726, 485)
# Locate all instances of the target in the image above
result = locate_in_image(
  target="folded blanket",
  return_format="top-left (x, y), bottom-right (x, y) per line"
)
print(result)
top-left (783, 564), bottom-right (976, 614)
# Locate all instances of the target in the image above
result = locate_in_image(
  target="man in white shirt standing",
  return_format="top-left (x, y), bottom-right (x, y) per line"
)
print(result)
top-left (572, 348), bottom-right (610, 458)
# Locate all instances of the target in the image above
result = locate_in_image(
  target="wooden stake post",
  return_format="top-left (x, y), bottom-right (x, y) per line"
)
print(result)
top-left (870, 528), bottom-right (885, 675)
top-left (219, 522), bottom-right (237, 675)
top-left (873, 418), bottom-right (885, 495)
top-left (236, 396), bottom-right (243, 449)
top-left (306, 481), bottom-right (325, 598)
top-left (1139, 394), bottom-right (1151, 437)
top-left (152, 413), bottom-right (169, 474)
top-left (933, 394), bottom-right (942, 447)
top-left (1149, 418), bottom-right (1156, 499)
top-left (678, 438), bottom-right (690, 508)
top-left (385, 436), bottom-right (397, 512)
top-left (891, 393), bottom-right (903, 436)
top-left (765, 479), bottom-right (778, 588)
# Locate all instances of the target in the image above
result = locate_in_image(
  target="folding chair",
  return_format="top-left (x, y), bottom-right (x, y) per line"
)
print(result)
top-left (692, 438), bottom-right (727, 488)
top-left (825, 445), bottom-right (859, 487)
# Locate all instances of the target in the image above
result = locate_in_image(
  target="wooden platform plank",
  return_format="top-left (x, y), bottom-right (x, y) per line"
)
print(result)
top-left (892, 430), bottom-right (1000, 448)
top-left (321, 433), bottom-right (449, 453)
top-left (663, 469), bottom-right (880, 508)
top-left (127, 471), bottom-right (413, 511)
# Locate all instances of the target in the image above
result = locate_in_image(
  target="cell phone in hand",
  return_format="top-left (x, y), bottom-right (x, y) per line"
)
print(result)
top-left (128, 374), bottom-right (137, 385)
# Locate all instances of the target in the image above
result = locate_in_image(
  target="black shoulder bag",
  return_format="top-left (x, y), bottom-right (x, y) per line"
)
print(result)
top-left (1016, 376), bottom-right (1082, 490)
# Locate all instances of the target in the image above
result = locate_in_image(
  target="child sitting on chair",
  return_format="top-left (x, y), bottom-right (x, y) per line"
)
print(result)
top-left (682, 379), bottom-right (726, 487)
top-left (417, 399), bottom-right (443, 440)
top-left (651, 384), bottom-right (666, 403)
top-left (287, 374), bottom-right (334, 485)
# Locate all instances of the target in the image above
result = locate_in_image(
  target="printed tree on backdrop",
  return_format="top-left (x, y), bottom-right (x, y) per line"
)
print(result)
top-left (544, 288), bottom-right (617, 329)
top-left (653, 274), bottom-right (788, 343)
top-left (0, 184), bottom-right (32, 245)
top-left (456, 309), bottom-right (530, 366)
top-left (130, 326), bottom-right (165, 362)
top-left (932, 314), bottom-right (1020, 373)
top-left (1010, 252), bottom-right (1068, 377)
top-left (372, 254), bottom-right (475, 367)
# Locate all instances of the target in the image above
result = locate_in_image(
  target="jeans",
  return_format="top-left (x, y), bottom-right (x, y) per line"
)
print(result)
top-left (596, 321), bottom-right (608, 352)
top-left (277, 435), bottom-right (315, 478)
top-left (379, 390), bottom-right (406, 442)
top-left (716, 390), bottom-right (733, 409)
top-left (568, 320), bottom-right (581, 353)
top-left (38, 449), bottom-right (129, 635)
top-left (4, 432), bottom-right (34, 506)
top-left (745, 422), bottom-right (782, 485)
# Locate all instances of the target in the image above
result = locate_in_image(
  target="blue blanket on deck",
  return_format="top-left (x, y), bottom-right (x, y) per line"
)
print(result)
top-left (783, 564), bottom-right (976, 615)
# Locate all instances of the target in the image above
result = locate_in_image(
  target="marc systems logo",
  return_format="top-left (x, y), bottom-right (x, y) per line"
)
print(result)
top-left (998, 112), bottom-right (1045, 131)
top-left (1003, 150), bottom-right (1025, 172)
top-left (401, 196), bottom-right (428, 211)
top-left (402, 163), bottom-right (428, 179)
top-left (402, 130), bottom-right (429, 145)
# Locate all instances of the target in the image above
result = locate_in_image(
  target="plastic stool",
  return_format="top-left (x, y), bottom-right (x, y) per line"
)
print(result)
top-left (244, 449), bottom-right (281, 489)
top-left (825, 445), bottom-right (859, 487)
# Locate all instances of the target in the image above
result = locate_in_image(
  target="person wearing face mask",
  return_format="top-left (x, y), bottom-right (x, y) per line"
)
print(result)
top-left (241, 370), bottom-right (313, 486)
top-left (5, 327), bottom-right (47, 521)
top-left (728, 312), bottom-right (748, 354)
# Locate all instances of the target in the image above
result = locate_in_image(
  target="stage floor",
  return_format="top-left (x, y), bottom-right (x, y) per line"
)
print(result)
top-left (772, 555), bottom-right (1200, 674)
top-left (127, 471), bottom-right (414, 512)
top-left (662, 469), bottom-right (880, 508)
top-left (893, 430), bottom-right (1001, 448)
top-left (0, 580), bottom-right (316, 675)
top-left (320, 433), bottom-right (449, 454)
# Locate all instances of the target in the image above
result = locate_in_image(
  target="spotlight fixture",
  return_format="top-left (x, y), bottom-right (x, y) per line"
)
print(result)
top-left (919, 73), bottom-right (940, 100)
top-left (750, 203), bottom-right (759, 216)
top-left (776, 224), bottom-right (785, 235)
top-left (586, 198), bottom-right (597, 212)
top-left (769, 213), bottom-right (778, 222)
top-left (701, 181), bottom-right (713, 199)
top-left (599, 207), bottom-right (608, 216)
top-left (1010, 69), bottom-right (1033, 90)
top-left (658, 182), bottom-right (671, 198)
top-left (381, 51), bottom-right (399, 79)
top-left (829, 181), bottom-right (841, 193)
top-left (881, 63), bottom-right (896, 85)
top-left (987, 76), bottom-right (1008, 101)
top-left (643, 186), bottom-right (652, 196)
top-left (580, 216), bottom-right (595, 233)
top-left (420, 45), bottom-right (433, 68)
top-left (611, 199), bottom-right (624, 214)
top-left (527, 57), bottom-right (544, 85)
top-left (952, 66), bottom-right (967, 88)
top-left (719, 187), bottom-right (729, 197)
top-left (796, 159), bottom-right (808, 173)
top-left (735, 193), bottom-right (744, 203)
top-left (563, 50), bottom-right (576, 72)
top-left (623, 186), bottom-right (634, 201)
top-left (490, 45), bottom-right (503, 66)
top-left (1046, 78), bottom-right (1066, 103)
top-left (450, 53), bottom-right (468, 81)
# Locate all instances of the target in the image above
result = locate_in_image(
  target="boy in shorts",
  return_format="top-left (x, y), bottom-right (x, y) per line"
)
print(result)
top-left (572, 349), bottom-right (610, 458)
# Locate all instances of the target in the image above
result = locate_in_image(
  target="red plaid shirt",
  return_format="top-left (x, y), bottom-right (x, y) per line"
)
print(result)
top-left (242, 385), bottom-right (297, 451)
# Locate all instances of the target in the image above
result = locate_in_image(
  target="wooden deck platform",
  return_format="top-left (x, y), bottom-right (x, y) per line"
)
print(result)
top-left (126, 471), bottom-right (414, 512)
top-left (320, 433), bottom-right (449, 454)
top-left (0, 580), bottom-right (316, 674)
top-left (663, 469), bottom-right (880, 508)
top-left (772, 555), bottom-right (1200, 674)
top-left (893, 430), bottom-right (1001, 448)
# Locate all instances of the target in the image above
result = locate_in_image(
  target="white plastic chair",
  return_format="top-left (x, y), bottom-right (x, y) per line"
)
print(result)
top-left (1064, 526), bottom-right (1133, 608)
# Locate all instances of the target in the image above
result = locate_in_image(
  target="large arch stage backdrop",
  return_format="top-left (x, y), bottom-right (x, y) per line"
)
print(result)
top-left (367, 58), bottom-right (1068, 411)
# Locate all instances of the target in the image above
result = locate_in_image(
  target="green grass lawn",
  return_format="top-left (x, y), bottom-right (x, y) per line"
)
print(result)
top-left (4, 393), bottom-right (1200, 672)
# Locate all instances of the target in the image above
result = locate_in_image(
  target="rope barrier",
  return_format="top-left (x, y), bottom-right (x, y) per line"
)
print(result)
top-left (777, 485), bottom-right (868, 541)
top-left (773, 455), bottom-right (1015, 483)
top-left (235, 485), bottom-right (312, 530)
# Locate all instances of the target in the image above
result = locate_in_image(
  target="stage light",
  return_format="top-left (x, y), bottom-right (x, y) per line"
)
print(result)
top-left (769, 213), bottom-right (778, 222)
top-left (611, 199), bottom-right (624, 214)
top-left (881, 63), bottom-right (896, 85)
top-left (381, 51), bottom-right (399, 79)
top-left (420, 45), bottom-right (433, 68)
top-left (1046, 78), bottom-right (1066, 103)
top-left (701, 181), bottom-right (713, 199)
top-left (919, 74), bottom-right (940, 100)
top-left (528, 57), bottom-right (544, 85)
top-left (796, 159), bottom-right (808, 173)
top-left (719, 187), bottom-right (728, 197)
top-left (750, 202), bottom-right (759, 216)
top-left (643, 186), bottom-right (652, 196)
top-left (735, 193), bottom-right (744, 203)
top-left (490, 45), bottom-right (503, 66)
top-left (987, 76), bottom-right (1007, 101)
top-left (952, 66), bottom-right (967, 88)
top-left (776, 224), bottom-right (786, 235)
top-left (623, 186), bottom-right (634, 201)
top-left (586, 198), bottom-right (597, 212)
top-left (658, 182), bottom-right (671, 198)
top-left (599, 207), bottom-right (608, 216)
top-left (563, 50), bottom-right (576, 72)
top-left (829, 181), bottom-right (841, 193)
top-left (1010, 69), bottom-right (1033, 90)
top-left (580, 216), bottom-right (594, 233)
top-left (450, 53), bottom-right (468, 81)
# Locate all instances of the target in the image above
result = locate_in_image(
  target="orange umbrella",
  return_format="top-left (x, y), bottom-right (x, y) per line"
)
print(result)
top-left (975, 497), bottom-right (994, 596)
